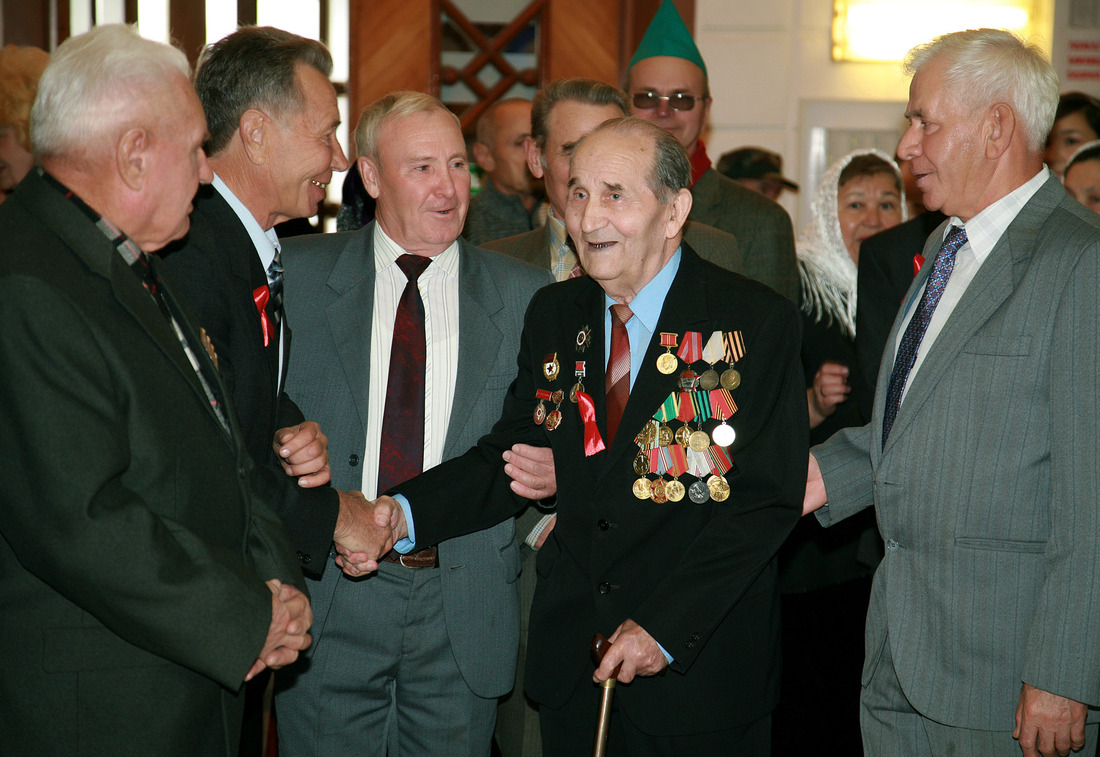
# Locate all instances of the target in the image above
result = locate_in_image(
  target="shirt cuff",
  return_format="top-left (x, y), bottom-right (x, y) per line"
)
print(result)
top-left (524, 513), bottom-right (557, 550)
top-left (390, 493), bottom-right (416, 554)
top-left (657, 642), bottom-right (673, 664)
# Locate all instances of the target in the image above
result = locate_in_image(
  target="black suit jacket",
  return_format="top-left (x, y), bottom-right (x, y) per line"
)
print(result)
top-left (854, 211), bottom-right (947, 417)
top-left (160, 185), bottom-right (339, 575)
top-left (0, 170), bottom-right (304, 755)
top-left (398, 245), bottom-right (807, 733)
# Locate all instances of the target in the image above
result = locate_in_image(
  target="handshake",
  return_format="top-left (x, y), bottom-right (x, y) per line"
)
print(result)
top-left (329, 443), bottom-right (559, 578)
top-left (332, 493), bottom-right (409, 577)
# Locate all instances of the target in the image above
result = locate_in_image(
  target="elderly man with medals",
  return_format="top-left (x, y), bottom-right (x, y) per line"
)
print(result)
top-left (348, 117), bottom-right (807, 755)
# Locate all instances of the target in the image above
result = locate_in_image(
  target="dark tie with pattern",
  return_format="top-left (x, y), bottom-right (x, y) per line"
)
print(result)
top-left (881, 225), bottom-right (968, 449)
top-left (377, 254), bottom-right (432, 493)
top-left (267, 247), bottom-right (284, 326)
top-left (605, 303), bottom-right (633, 445)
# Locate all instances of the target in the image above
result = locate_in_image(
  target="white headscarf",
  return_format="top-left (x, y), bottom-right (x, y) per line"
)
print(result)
top-left (796, 148), bottom-right (907, 339)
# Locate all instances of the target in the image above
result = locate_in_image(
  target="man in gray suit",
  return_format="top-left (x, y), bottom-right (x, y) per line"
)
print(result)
top-left (273, 91), bottom-right (551, 755)
top-left (804, 29), bottom-right (1100, 757)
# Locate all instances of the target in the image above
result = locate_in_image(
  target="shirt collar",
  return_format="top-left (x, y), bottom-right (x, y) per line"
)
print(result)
top-left (212, 173), bottom-right (281, 274)
top-left (372, 222), bottom-right (460, 280)
top-left (604, 246), bottom-right (682, 332)
top-left (952, 167), bottom-right (1049, 264)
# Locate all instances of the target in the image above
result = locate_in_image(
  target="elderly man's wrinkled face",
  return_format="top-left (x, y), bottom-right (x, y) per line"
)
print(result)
top-left (566, 128), bottom-right (687, 302)
top-left (137, 74), bottom-right (213, 251)
top-left (627, 56), bottom-right (710, 152)
top-left (362, 108), bottom-right (470, 257)
top-left (897, 57), bottom-right (987, 221)
top-left (265, 63), bottom-right (348, 225)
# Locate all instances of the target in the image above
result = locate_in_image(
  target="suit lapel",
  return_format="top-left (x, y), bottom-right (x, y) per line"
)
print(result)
top-left (444, 244), bottom-right (505, 458)
top-left (879, 178), bottom-right (1060, 456)
top-left (325, 225), bottom-right (377, 434)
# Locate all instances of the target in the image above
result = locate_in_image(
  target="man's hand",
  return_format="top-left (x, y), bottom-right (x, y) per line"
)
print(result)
top-left (333, 494), bottom-right (409, 577)
top-left (503, 444), bottom-right (557, 500)
top-left (807, 361), bottom-right (850, 429)
top-left (594, 619), bottom-right (668, 684)
top-left (245, 579), bottom-right (313, 681)
top-left (1014, 683), bottom-right (1087, 757)
top-left (274, 421), bottom-right (330, 487)
top-left (804, 452), bottom-right (828, 516)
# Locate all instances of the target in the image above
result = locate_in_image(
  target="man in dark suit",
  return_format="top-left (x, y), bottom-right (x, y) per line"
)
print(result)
top-left (624, 0), bottom-right (799, 302)
top-left (0, 25), bottom-right (310, 756)
top-left (157, 28), bottom-right (369, 754)
top-left (854, 210), bottom-right (945, 416)
top-left (805, 30), bottom-right (1100, 756)
top-left (273, 92), bottom-right (552, 756)
top-left (348, 117), bottom-right (807, 755)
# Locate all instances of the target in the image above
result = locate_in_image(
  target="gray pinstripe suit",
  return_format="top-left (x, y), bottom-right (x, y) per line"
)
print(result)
top-left (814, 175), bottom-right (1100, 745)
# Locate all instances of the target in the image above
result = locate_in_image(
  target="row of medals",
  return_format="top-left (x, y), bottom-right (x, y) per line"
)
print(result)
top-left (633, 353), bottom-right (740, 505)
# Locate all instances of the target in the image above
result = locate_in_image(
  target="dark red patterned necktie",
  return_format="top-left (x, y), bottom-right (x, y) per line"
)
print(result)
top-left (377, 254), bottom-right (432, 493)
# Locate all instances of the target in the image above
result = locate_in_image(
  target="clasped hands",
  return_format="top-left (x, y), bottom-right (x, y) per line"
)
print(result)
top-left (332, 443), bottom-right (558, 577)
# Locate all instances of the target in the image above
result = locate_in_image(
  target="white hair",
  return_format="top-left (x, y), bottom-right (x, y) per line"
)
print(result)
top-left (31, 24), bottom-right (191, 160)
top-left (903, 28), bottom-right (1058, 154)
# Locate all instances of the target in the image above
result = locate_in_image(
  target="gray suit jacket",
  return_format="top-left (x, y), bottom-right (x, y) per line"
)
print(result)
top-left (689, 167), bottom-right (799, 302)
top-left (485, 219), bottom-right (744, 282)
top-left (281, 224), bottom-right (552, 697)
top-left (814, 175), bottom-right (1100, 729)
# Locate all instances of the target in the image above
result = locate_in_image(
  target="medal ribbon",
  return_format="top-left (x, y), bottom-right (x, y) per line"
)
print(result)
top-left (710, 388), bottom-right (737, 420)
top-left (575, 391), bottom-right (606, 456)
top-left (657, 446), bottom-right (672, 475)
top-left (669, 445), bottom-right (688, 477)
top-left (649, 447), bottom-right (661, 474)
top-left (660, 332), bottom-right (678, 349)
top-left (723, 330), bottom-right (745, 364)
top-left (677, 391), bottom-right (695, 422)
top-left (687, 448), bottom-right (710, 477)
top-left (702, 331), bottom-right (724, 365)
top-left (690, 390), bottom-right (712, 422)
top-left (252, 285), bottom-right (272, 347)
top-left (707, 445), bottom-right (733, 475)
top-left (575, 361), bottom-right (586, 377)
top-left (535, 389), bottom-right (552, 400)
top-left (677, 331), bottom-right (702, 363)
top-left (654, 392), bottom-right (679, 422)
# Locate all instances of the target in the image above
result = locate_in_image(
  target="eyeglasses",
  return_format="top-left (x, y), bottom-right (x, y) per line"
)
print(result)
top-left (631, 91), bottom-right (702, 111)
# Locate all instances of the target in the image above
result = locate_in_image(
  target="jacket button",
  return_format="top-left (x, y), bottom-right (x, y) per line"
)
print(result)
top-left (683, 641), bottom-right (695, 649)
top-left (598, 519), bottom-right (610, 531)
top-left (301, 553), bottom-right (312, 565)
top-left (886, 539), bottom-right (900, 551)
top-left (349, 454), bottom-right (360, 466)
top-left (691, 632), bottom-right (700, 641)
top-left (598, 582), bottom-right (611, 594)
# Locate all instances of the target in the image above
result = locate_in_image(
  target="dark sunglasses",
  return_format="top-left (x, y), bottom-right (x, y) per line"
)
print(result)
top-left (631, 91), bottom-right (701, 111)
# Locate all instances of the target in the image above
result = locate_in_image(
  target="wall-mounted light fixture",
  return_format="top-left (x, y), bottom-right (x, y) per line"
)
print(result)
top-left (832, 0), bottom-right (1043, 62)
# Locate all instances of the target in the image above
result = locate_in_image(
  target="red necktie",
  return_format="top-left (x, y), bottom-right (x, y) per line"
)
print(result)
top-left (605, 303), bottom-right (633, 444)
top-left (377, 254), bottom-right (432, 493)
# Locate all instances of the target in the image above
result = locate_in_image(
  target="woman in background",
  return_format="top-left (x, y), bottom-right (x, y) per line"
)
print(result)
top-left (1044, 91), bottom-right (1100, 179)
top-left (773, 148), bottom-right (905, 756)
top-left (1063, 139), bottom-right (1100, 216)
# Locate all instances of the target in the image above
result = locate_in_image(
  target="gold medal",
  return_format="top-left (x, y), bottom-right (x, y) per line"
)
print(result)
top-left (633, 477), bottom-right (653, 499)
top-left (533, 402), bottom-right (546, 425)
top-left (638, 419), bottom-right (658, 446)
top-left (707, 474), bottom-right (730, 502)
top-left (720, 368), bottom-right (741, 390)
top-left (665, 479), bottom-right (685, 502)
top-left (674, 424), bottom-right (692, 447)
top-left (656, 352), bottom-right (678, 374)
top-left (699, 369), bottom-right (719, 391)
top-left (688, 430), bottom-right (710, 452)
top-left (658, 424), bottom-right (673, 447)
top-left (570, 382), bottom-right (583, 403)
top-left (633, 452), bottom-right (650, 476)
top-left (650, 477), bottom-right (668, 503)
top-left (545, 409), bottom-right (562, 431)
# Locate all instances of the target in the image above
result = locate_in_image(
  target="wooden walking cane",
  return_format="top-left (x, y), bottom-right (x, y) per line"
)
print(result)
top-left (590, 633), bottom-right (621, 757)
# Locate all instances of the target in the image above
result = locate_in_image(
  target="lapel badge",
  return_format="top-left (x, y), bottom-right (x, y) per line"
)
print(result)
top-left (200, 327), bottom-right (219, 370)
top-left (575, 325), bottom-right (592, 353)
top-left (543, 352), bottom-right (561, 381)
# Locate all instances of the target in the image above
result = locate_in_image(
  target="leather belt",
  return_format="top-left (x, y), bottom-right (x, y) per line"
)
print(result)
top-left (381, 546), bottom-right (438, 569)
